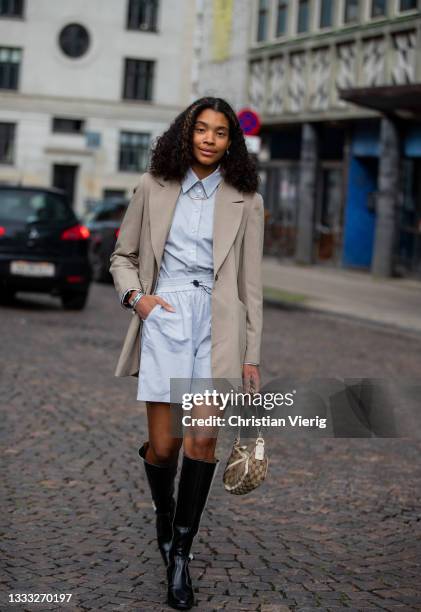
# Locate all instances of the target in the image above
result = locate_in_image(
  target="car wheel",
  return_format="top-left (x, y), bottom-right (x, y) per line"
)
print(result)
top-left (61, 291), bottom-right (89, 310)
top-left (0, 289), bottom-right (16, 304)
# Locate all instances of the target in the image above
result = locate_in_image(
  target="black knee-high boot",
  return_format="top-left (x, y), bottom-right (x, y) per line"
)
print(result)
top-left (138, 441), bottom-right (178, 567)
top-left (167, 454), bottom-right (219, 610)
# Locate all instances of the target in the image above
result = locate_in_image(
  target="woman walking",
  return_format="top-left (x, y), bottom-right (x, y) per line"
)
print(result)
top-left (109, 97), bottom-right (264, 610)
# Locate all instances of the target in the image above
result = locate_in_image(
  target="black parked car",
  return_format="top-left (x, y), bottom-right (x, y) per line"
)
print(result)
top-left (0, 185), bottom-right (92, 309)
top-left (83, 198), bottom-right (128, 282)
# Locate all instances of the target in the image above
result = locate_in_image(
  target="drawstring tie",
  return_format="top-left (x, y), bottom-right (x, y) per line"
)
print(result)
top-left (190, 279), bottom-right (212, 295)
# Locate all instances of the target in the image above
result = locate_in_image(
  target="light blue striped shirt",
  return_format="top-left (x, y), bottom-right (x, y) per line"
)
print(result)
top-left (158, 164), bottom-right (222, 279)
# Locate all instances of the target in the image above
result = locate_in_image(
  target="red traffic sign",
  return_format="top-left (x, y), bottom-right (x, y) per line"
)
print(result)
top-left (238, 108), bottom-right (261, 136)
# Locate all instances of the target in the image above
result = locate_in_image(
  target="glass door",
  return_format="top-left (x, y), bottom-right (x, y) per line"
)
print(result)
top-left (314, 163), bottom-right (345, 264)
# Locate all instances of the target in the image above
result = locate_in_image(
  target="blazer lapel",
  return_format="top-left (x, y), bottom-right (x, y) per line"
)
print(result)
top-left (213, 179), bottom-right (244, 276)
top-left (149, 175), bottom-right (244, 277)
top-left (149, 177), bottom-right (181, 274)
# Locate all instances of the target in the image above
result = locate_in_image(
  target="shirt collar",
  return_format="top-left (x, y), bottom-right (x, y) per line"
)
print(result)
top-left (181, 164), bottom-right (223, 198)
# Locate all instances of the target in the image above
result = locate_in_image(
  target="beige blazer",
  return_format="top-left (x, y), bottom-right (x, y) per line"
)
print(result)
top-left (109, 171), bottom-right (264, 383)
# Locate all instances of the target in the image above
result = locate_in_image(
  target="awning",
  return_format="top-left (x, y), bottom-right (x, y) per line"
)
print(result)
top-left (339, 84), bottom-right (421, 118)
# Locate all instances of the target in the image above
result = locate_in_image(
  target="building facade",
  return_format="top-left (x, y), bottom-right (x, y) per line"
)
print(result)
top-left (0, 0), bottom-right (195, 215)
top-left (196, 0), bottom-right (421, 278)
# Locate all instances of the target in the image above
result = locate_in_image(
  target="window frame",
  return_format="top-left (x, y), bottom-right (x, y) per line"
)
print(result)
top-left (118, 130), bottom-right (151, 173)
top-left (343, 0), bottom-right (361, 24)
top-left (297, 0), bottom-right (311, 34)
top-left (275, 0), bottom-right (289, 38)
top-left (256, 0), bottom-right (270, 42)
top-left (122, 58), bottom-right (154, 102)
top-left (126, 0), bottom-right (159, 32)
top-left (370, 0), bottom-right (388, 18)
top-left (398, 0), bottom-right (419, 13)
top-left (52, 117), bottom-right (85, 134)
top-left (58, 23), bottom-right (91, 59)
top-left (0, 0), bottom-right (24, 19)
top-left (0, 122), bottom-right (15, 165)
top-left (319, 0), bottom-right (335, 29)
top-left (0, 46), bottom-right (22, 90)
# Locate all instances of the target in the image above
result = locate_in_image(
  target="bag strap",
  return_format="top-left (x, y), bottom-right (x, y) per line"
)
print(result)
top-left (236, 388), bottom-right (263, 443)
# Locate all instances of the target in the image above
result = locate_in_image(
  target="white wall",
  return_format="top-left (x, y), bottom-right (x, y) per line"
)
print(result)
top-left (0, 0), bottom-right (196, 214)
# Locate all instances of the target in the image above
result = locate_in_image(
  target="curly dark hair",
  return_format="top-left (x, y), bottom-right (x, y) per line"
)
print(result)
top-left (149, 97), bottom-right (259, 194)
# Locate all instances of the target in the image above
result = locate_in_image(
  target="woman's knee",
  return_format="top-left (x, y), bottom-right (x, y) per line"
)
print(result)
top-left (147, 440), bottom-right (182, 465)
top-left (184, 437), bottom-right (217, 461)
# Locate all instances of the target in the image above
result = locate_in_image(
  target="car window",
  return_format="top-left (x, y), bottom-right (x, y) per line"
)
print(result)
top-left (94, 204), bottom-right (127, 222)
top-left (96, 209), bottom-right (114, 221)
top-left (0, 189), bottom-right (76, 224)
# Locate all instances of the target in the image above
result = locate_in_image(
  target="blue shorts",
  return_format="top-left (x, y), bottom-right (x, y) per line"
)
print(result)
top-left (137, 272), bottom-right (214, 403)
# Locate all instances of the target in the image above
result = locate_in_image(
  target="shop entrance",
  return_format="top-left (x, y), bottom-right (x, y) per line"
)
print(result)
top-left (314, 163), bottom-right (345, 264)
top-left (396, 159), bottom-right (421, 277)
top-left (258, 161), bottom-right (300, 258)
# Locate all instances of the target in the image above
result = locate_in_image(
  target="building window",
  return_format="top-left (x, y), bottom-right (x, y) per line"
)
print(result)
top-left (0, 47), bottom-right (21, 90)
top-left (320, 0), bottom-right (334, 27)
top-left (344, 0), bottom-right (360, 23)
top-left (297, 0), bottom-right (310, 33)
top-left (276, 0), bottom-right (288, 36)
top-left (0, 122), bottom-right (15, 164)
top-left (52, 117), bottom-right (84, 134)
top-left (399, 0), bottom-right (418, 10)
top-left (59, 23), bottom-right (90, 58)
top-left (127, 0), bottom-right (158, 31)
top-left (119, 131), bottom-right (150, 172)
top-left (0, 0), bottom-right (24, 17)
top-left (371, 0), bottom-right (387, 16)
top-left (123, 58), bottom-right (154, 101)
top-left (257, 0), bottom-right (269, 41)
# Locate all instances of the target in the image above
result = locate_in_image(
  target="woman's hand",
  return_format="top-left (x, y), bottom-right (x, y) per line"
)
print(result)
top-left (242, 364), bottom-right (260, 394)
top-left (133, 294), bottom-right (176, 320)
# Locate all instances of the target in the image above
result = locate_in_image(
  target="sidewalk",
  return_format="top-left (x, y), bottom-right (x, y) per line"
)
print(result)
top-left (262, 255), bottom-right (421, 335)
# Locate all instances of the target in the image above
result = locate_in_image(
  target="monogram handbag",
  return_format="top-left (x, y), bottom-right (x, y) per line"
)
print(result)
top-left (222, 382), bottom-right (269, 495)
top-left (222, 383), bottom-right (269, 495)
top-left (222, 432), bottom-right (269, 495)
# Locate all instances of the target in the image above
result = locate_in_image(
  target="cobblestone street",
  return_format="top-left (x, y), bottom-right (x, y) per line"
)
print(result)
top-left (1, 282), bottom-right (420, 611)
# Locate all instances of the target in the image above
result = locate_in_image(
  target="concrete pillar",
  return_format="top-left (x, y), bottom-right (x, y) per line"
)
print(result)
top-left (371, 117), bottom-right (400, 278)
top-left (295, 123), bottom-right (318, 264)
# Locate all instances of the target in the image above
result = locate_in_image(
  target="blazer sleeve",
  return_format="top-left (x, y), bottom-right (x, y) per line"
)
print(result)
top-left (109, 174), bottom-right (146, 305)
top-left (238, 192), bottom-right (265, 365)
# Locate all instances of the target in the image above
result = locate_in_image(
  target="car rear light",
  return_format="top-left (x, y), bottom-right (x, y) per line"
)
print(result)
top-left (66, 275), bottom-right (85, 283)
top-left (61, 224), bottom-right (90, 240)
top-left (0, 226), bottom-right (5, 237)
top-left (115, 228), bottom-right (120, 239)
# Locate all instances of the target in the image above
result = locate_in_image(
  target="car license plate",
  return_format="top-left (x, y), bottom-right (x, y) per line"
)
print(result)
top-left (10, 260), bottom-right (56, 277)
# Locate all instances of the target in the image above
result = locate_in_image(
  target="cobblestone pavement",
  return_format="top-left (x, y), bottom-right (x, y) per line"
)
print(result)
top-left (1, 283), bottom-right (420, 612)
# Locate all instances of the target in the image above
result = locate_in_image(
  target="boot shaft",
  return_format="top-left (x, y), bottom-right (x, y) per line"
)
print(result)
top-left (166, 454), bottom-right (219, 610)
top-left (139, 442), bottom-right (178, 514)
top-left (172, 454), bottom-right (220, 556)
